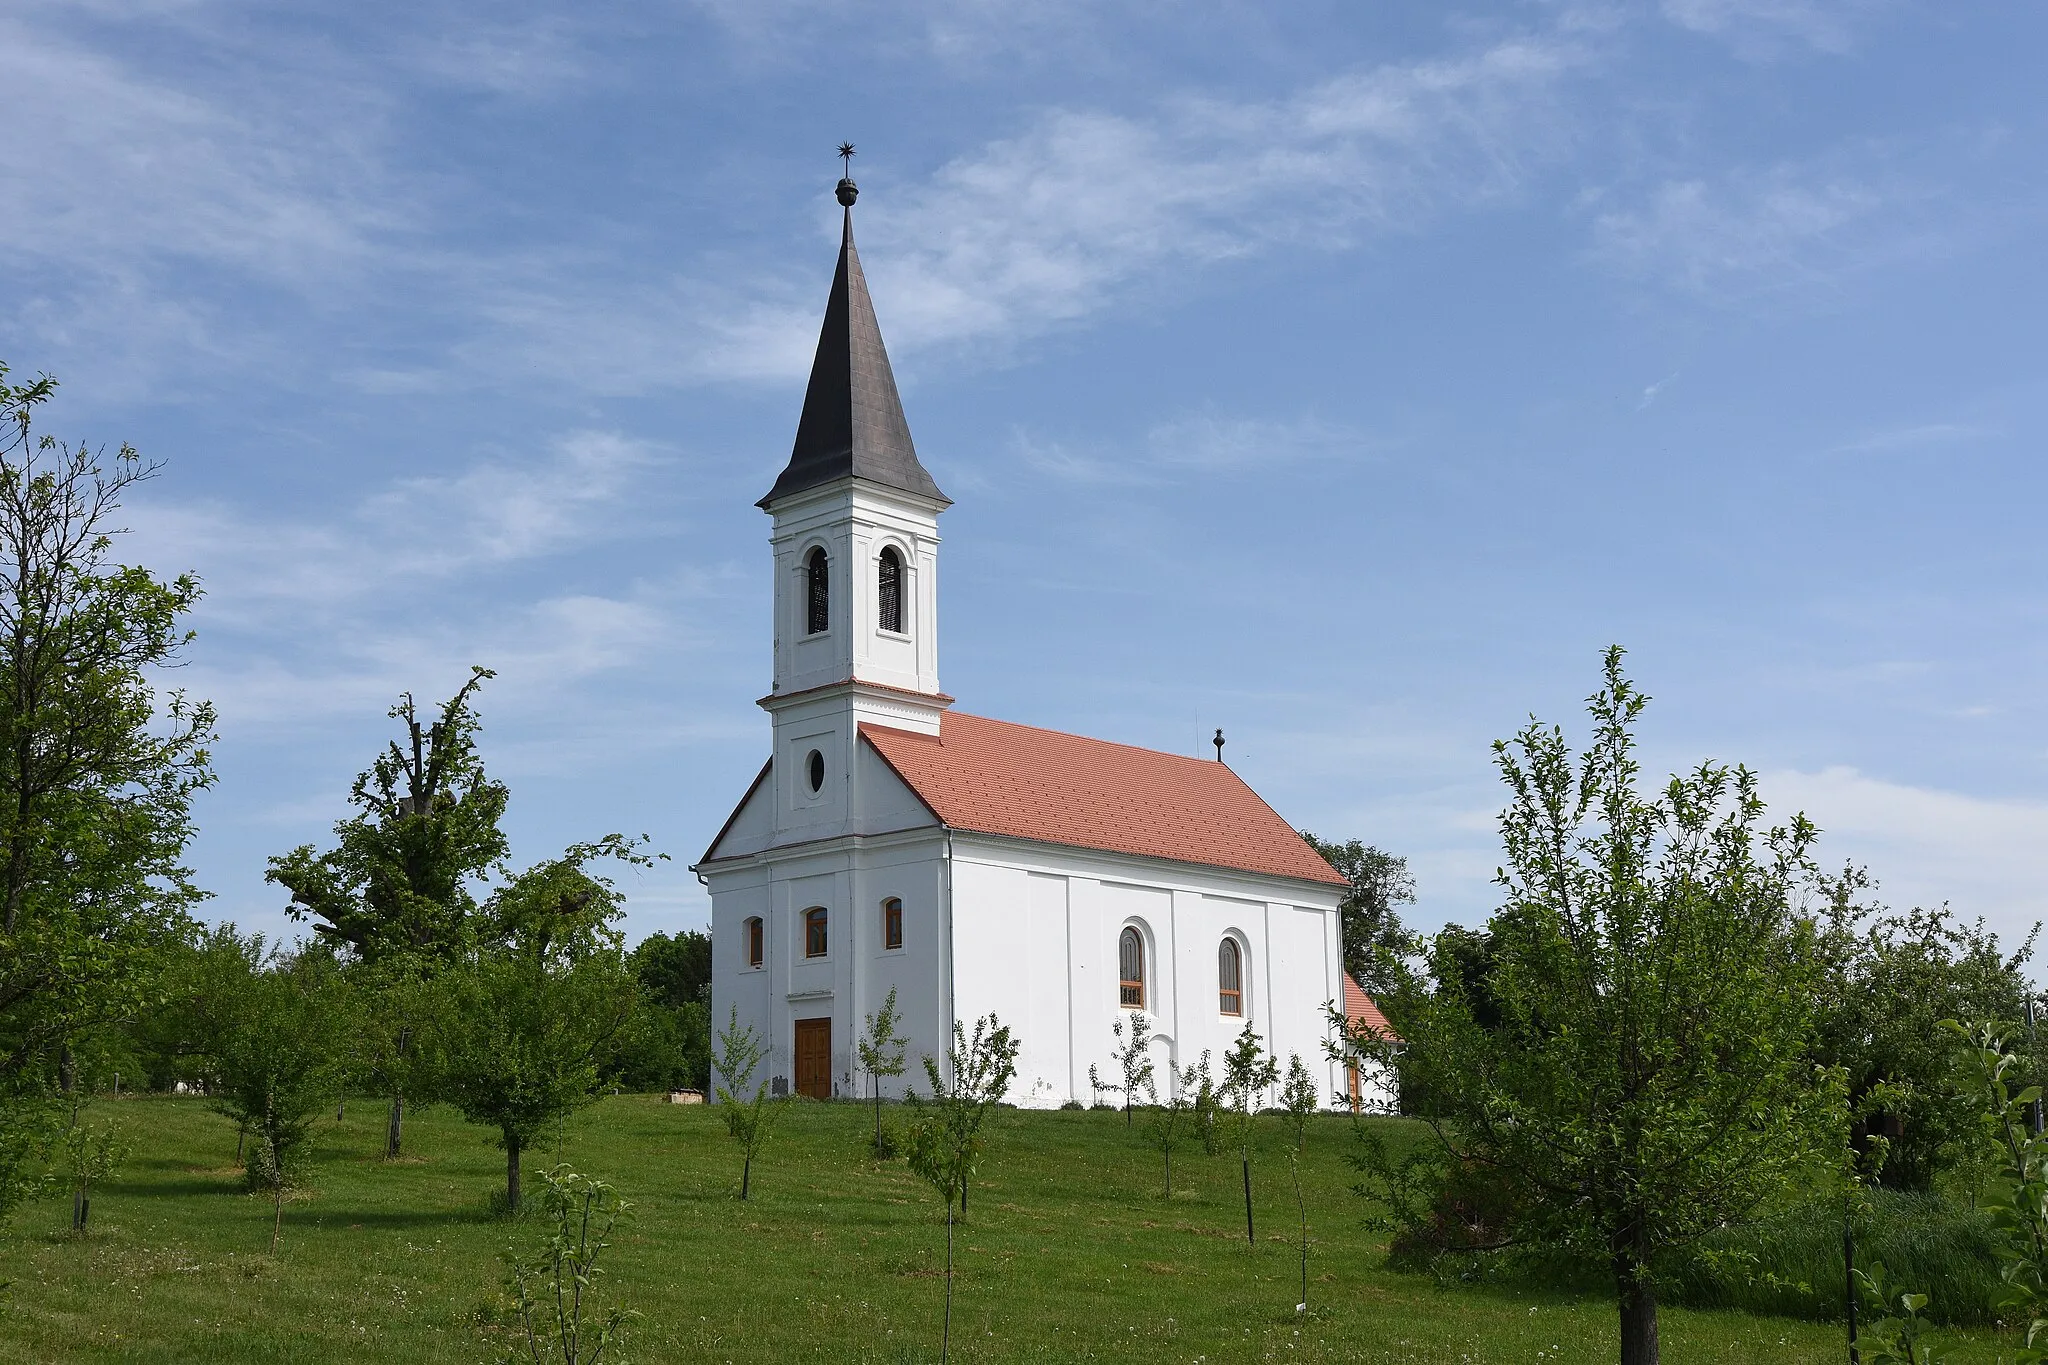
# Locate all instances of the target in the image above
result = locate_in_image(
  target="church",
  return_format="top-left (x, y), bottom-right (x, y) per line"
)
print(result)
top-left (697, 173), bottom-right (1380, 1110)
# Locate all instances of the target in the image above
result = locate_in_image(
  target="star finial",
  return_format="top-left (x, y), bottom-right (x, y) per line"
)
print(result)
top-left (835, 142), bottom-right (859, 207)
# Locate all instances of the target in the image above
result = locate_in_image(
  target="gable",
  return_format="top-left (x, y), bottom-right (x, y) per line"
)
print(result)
top-left (698, 743), bottom-right (941, 865)
top-left (861, 712), bottom-right (1348, 887)
top-left (700, 761), bottom-right (773, 863)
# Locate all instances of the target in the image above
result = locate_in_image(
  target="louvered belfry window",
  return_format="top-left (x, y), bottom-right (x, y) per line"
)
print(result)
top-left (878, 547), bottom-right (904, 634)
top-left (805, 547), bottom-right (830, 635)
top-left (1218, 938), bottom-right (1243, 1015)
top-left (1119, 927), bottom-right (1145, 1009)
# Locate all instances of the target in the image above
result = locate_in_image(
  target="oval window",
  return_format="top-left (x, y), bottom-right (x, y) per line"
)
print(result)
top-left (806, 749), bottom-right (825, 793)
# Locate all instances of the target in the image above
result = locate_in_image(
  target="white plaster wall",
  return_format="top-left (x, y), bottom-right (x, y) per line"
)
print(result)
top-left (947, 834), bottom-right (1347, 1110)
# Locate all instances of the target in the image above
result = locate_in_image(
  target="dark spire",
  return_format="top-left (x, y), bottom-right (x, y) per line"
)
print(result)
top-left (758, 167), bottom-right (948, 510)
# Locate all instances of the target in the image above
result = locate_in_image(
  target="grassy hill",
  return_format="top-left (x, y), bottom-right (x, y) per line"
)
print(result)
top-left (0, 1095), bottom-right (2007, 1362)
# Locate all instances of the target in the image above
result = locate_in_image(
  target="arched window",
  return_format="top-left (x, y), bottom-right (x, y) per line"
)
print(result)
top-left (745, 916), bottom-right (764, 968)
top-left (1218, 938), bottom-right (1243, 1016)
top-left (804, 906), bottom-right (828, 958)
top-left (1119, 927), bottom-right (1145, 1009)
top-left (805, 547), bottom-right (830, 635)
top-left (882, 897), bottom-right (904, 950)
top-left (877, 547), bottom-right (904, 634)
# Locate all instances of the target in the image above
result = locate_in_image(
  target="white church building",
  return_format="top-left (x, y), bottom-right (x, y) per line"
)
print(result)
top-left (697, 175), bottom-right (1380, 1110)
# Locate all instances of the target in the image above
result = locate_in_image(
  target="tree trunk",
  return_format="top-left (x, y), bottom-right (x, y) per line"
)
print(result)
top-left (1164, 1147), bottom-right (1172, 1198)
top-left (740, 1155), bottom-right (750, 1201)
top-left (385, 1092), bottom-right (404, 1160)
top-left (58, 1043), bottom-right (76, 1095)
top-left (873, 1080), bottom-right (882, 1148)
top-left (270, 1177), bottom-right (284, 1254)
top-left (1617, 1264), bottom-right (1659, 1365)
top-left (505, 1135), bottom-right (522, 1213)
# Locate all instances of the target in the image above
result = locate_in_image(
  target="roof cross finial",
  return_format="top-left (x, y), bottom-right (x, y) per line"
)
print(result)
top-left (836, 142), bottom-right (858, 207)
top-left (1213, 728), bottom-right (1226, 762)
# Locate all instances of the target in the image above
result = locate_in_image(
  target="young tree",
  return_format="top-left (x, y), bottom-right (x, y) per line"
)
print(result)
top-left (55, 1118), bottom-right (125, 1234)
top-left (0, 364), bottom-right (215, 1218)
top-left (1950, 1021), bottom-right (2048, 1362)
top-left (1220, 1024), bottom-right (1279, 1248)
top-left (199, 931), bottom-right (353, 1252)
top-left (711, 1006), bottom-right (777, 1200)
top-left (1336, 649), bottom-right (1841, 1365)
top-left (1279, 1054), bottom-right (1320, 1312)
top-left (1189, 1050), bottom-right (1221, 1156)
top-left (503, 1165), bottom-right (637, 1365)
top-left (856, 986), bottom-right (908, 1153)
top-left (267, 668), bottom-right (507, 1158)
top-left (1088, 1012), bottom-right (1156, 1128)
top-left (905, 1015), bottom-right (1021, 1365)
top-left (1301, 833), bottom-right (1416, 993)
top-left (438, 840), bottom-right (644, 1213)
top-left (1146, 1056), bottom-right (1202, 1197)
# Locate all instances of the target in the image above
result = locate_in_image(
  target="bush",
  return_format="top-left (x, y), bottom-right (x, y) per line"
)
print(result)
top-left (1058, 1100), bottom-right (1083, 1112)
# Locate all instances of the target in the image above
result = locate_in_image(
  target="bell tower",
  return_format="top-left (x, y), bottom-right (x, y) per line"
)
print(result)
top-left (757, 167), bottom-right (950, 839)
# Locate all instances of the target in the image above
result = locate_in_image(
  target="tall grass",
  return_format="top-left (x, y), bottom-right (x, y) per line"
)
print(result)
top-left (1667, 1190), bottom-right (2003, 1326)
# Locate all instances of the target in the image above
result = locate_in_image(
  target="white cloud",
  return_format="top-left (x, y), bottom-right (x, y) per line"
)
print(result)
top-left (1766, 766), bottom-right (2048, 954)
top-left (1588, 165), bottom-right (1899, 296)
top-left (1823, 422), bottom-right (1999, 456)
top-left (1660, 0), bottom-right (1889, 56)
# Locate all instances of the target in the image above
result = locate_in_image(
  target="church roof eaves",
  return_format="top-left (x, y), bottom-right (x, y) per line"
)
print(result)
top-left (860, 712), bottom-right (1349, 888)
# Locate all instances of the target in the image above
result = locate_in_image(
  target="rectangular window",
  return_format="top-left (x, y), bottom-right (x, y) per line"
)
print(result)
top-left (883, 897), bottom-right (903, 950)
top-left (746, 917), bottom-right (763, 968)
top-left (804, 907), bottom-right (828, 958)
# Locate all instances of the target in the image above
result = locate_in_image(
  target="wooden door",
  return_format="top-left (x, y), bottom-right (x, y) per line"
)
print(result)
top-left (794, 1017), bottom-right (832, 1100)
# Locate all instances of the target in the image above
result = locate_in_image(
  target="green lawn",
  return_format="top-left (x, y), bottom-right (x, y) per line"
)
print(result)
top-left (0, 1095), bottom-right (2011, 1362)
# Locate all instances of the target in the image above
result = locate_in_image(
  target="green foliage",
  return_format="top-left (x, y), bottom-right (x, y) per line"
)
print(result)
top-left (1145, 1056), bottom-right (1203, 1197)
top-left (1337, 649), bottom-right (1844, 1361)
top-left (611, 931), bottom-right (711, 1094)
top-left (0, 363), bottom-right (215, 1218)
top-left (267, 669), bottom-right (507, 965)
top-left (1951, 1021), bottom-right (2048, 1361)
top-left (1088, 1011), bottom-right (1155, 1126)
top-left (194, 929), bottom-right (353, 1251)
top-left (905, 1014), bottom-right (1021, 1365)
top-left (710, 1007), bottom-right (777, 1200)
top-left (1855, 1261), bottom-right (1952, 1365)
top-left (51, 1117), bottom-right (126, 1234)
top-left (439, 842), bottom-right (644, 1213)
top-left (856, 987), bottom-right (908, 1154)
top-left (501, 1165), bottom-right (637, 1365)
top-left (1813, 882), bottom-right (2037, 1191)
top-left (1300, 833), bottom-right (1416, 993)
top-left (1189, 1051), bottom-right (1220, 1156)
top-left (1220, 1023), bottom-right (1279, 1248)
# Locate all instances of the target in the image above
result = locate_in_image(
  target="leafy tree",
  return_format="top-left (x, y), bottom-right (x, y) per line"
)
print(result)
top-left (198, 930), bottom-right (353, 1252)
top-left (1189, 1050), bottom-right (1221, 1156)
top-left (1814, 877), bottom-right (2036, 1190)
top-left (711, 1006), bottom-right (777, 1200)
top-left (1334, 649), bottom-right (1841, 1365)
top-left (630, 930), bottom-right (709, 1009)
top-left (856, 986), bottom-right (908, 1153)
top-left (1088, 1011), bottom-right (1155, 1127)
top-left (439, 840), bottom-right (644, 1213)
top-left (611, 929), bottom-right (712, 1093)
top-left (905, 1015), bottom-right (1020, 1365)
top-left (1146, 1055), bottom-right (1202, 1197)
top-left (1220, 1024), bottom-right (1279, 1247)
top-left (1951, 1021), bottom-right (2048, 1362)
top-left (54, 1117), bottom-right (125, 1234)
top-left (1301, 832), bottom-right (1415, 992)
top-left (1279, 1054), bottom-right (1320, 1313)
top-left (502, 1164), bottom-right (637, 1365)
top-left (267, 668), bottom-right (507, 1158)
top-left (0, 364), bottom-right (215, 1218)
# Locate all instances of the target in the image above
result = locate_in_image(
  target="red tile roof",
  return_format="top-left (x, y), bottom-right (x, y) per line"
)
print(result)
top-left (1343, 973), bottom-right (1398, 1043)
top-left (860, 711), bottom-right (1348, 888)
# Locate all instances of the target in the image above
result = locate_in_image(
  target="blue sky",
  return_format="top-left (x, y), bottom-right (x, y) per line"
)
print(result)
top-left (5, 1), bottom-right (2044, 954)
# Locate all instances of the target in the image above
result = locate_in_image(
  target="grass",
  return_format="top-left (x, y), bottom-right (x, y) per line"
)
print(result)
top-left (0, 1094), bottom-right (2020, 1363)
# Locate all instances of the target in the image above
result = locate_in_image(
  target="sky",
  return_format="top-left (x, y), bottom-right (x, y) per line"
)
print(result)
top-left (3, 0), bottom-right (2044, 956)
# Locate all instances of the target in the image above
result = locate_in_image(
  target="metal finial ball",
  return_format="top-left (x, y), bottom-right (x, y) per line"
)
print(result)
top-left (1213, 728), bottom-right (1226, 760)
top-left (836, 177), bottom-right (859, 207)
